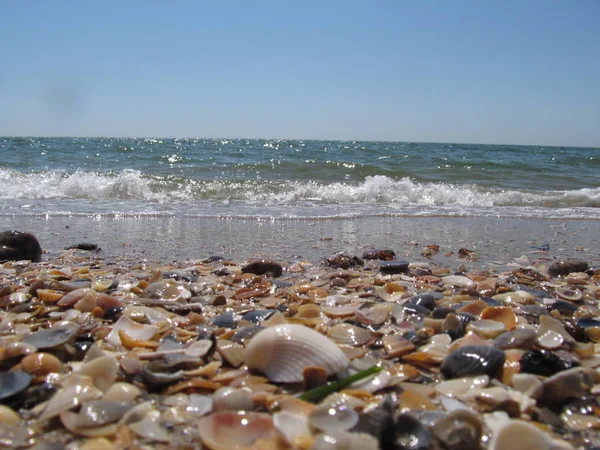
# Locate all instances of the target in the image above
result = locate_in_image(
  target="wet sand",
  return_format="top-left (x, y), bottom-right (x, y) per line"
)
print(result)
top-left (1, 215), bottom-right (599, 267)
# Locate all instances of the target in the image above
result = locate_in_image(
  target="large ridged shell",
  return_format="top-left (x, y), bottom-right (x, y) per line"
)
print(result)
top-left (245, 324), bottom-right (349, 383)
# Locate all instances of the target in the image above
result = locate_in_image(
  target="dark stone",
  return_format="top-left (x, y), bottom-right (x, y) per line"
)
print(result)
top-left (455, 312), bottom-right (477, 325)
top-left (432, 306), bottom-right (454, 319)
top-left (403, 303), bottom-right (431, 317)
top-left (205, 255), bottom-right (225, 263)
top-left (0, 230), bottom-right (42, 262)
top-left (407, 293), bottom-right (436, 310)
top-left (362, 249), bottom-right (396, 261)
top-left (103, 306), bottom-right (124, 322)
top-left (537, 243), bottom-right (550, 251)
top-left (547, 299), bottom-right (579, 316)
top-left (323, 252), bottom-right (364, 269)
top-left (65, 243), bottom-right (99, 251)
top-left (379, 260), bottom-right (409, 274)
top-left (441, 345), bottom-right (506, 379)
top-left (520, 349), bottom-right (579, 377)
top-left (480, 297), bottom-right (502, 307)
top-left (212, 268), bottom-right (230, 276)
top-left (241, 260), bottom-right (283, 277)
top-left (548, 259), bottom-right (589, 277)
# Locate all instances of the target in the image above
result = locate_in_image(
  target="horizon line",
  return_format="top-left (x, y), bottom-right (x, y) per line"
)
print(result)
top-left (2, 135), bottom-right (599, 150)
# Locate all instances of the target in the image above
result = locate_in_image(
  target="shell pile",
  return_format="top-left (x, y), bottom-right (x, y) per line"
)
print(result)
top-left (1, 248), bottom-right (600, 449)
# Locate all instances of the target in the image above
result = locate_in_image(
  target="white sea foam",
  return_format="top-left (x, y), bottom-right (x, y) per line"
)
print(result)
top-left (0, 170), bottom-right (599, 213)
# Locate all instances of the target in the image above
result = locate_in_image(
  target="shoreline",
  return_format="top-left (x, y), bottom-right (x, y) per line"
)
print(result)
top-left (1, 215), bottom-right (598, 268)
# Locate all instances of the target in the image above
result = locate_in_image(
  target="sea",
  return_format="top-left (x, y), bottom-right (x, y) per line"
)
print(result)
top-left (1, 137), bottom-right (599, 264)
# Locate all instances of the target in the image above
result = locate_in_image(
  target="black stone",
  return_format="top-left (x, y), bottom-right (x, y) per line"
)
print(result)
top-left (241, 260), bottom-right (283, 277)
top-left (403, 303), bottom-right (431, 317)
top-left (163, 270), bottom-right (198, 282)
top-left (0, 230), bottom-right (42, 262)
top-left (407, 293), bottom-right (436, 310)
top-left (548, 259), bottom-right (589, 277)
top-left (379, 260), bottom-right (409, 274)
top-left (323, 252), bottom-right (364, 269)
top-left (548, 299), bottom-right (579, 316)
top-left (520, 349), bottom-right (579, 377)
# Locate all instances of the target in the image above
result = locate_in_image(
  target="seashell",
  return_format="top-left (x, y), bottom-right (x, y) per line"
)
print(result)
top-left (394, 413), bottom-right (435, 450)
top-left (540, 367), bottom-right (600, 407)
top-left (466, 319), bottom-right (505, 339)
top-left (441, 345), bottom-right (506, 380)
top-left (246, 324), bottom-right (350, 383)
top-left (197, 411), bottom-right (276, 450)
top-left (241, 309), bottom-right (276, 326)
top-left (312, 431), bottom-right (380, 450)
top-left (143, 281), bottom-right (191, 301)
top-left (211, 311), bottom-right (237, 328)
top-left (442, 275), bottom-right (475, 288)
top-left (213, 387), bottom-right (254, 412)
top-left (105, 315), bottom-right (158, 347)
top-left (92, 279), bottom-right (117, 292)
top-left (186, 394), bottom-right (214, 417)
top-left (432, 410), bottom-right (483, 450)
top-left (40, 374), bottom-right (104, 420)
top-left (22, 324), bottom-right (78, 349)
top-left (216, 340), bottom-right (246, 368)
top-left (493, 328), bottom-right (537, 350)
top-left (435, 375), bottom-right (489, 397)
top-left (78, 355), bottom-right (118, 393)
top-left (103, 382), bottom-right (141, 402)
top-left (273, 411), bottom-right (311, 447)
top-left (163, 377), bottom-right (221, 396)
top-left (36, 288), bottom-right (65, 304)
top-left (57, 288), bottom-right (95, 307)
top-left (80, 438), bottom-right (115, 450)
top-left (480, 307), bottom-right (517, 331)
top-left (322, 304), bottom-right (362, 317)
top-left (407, 293), bottom-right (438, 310)
top-left (59, 410), bottom-right (119, 437)
top-left (511, 373), bottom-right (543, 399)
top-left (327, 324), bottom-right (372, 347)
top-left (20, 352), bottom-right (63, 379)
top-left (128, 410), bottom-right (170, 442)
top-left (555, 286), bottom-right (582, 302)
top-left (76, 400), bottom-right (132, 428)
top-left (536, 329), bottom-right (564, 350)
top-left (355, 303), bottom-right (393, 325)
top-left (0, 404), bottom-right (21, 425)
top-left (489, 419), bottom-right (572, 450)
top-left (0, 371), bottom-right (32, 401)
top-left (118, 329), bottom-right (159, 349)
top-left (382, 334), bottom-right (416, 358)
top-left (309, 403), bottom-right (359, 432)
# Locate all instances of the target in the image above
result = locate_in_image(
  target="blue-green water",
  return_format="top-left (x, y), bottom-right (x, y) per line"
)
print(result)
top-left (1, 137), bottom-right (599, 219)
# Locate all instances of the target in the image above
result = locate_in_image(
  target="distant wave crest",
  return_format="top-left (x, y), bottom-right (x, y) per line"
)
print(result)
top-left (1, 169), bottom-right (599, 208)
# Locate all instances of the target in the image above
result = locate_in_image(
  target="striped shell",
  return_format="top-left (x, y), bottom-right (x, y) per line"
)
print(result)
top-left (245, 323), bottom-right (349, 383)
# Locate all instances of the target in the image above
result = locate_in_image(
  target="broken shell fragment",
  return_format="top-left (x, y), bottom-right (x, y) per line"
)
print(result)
top-left (245, 323), bottom-right (349, 383)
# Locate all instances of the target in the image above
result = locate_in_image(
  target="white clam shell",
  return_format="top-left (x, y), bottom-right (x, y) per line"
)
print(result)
top-left (442, 275), bottom-right (475, 288)
top-left (245, 323), bottom-right (349, 383)
top-left (273, 411), bottom-right (311, 446)
top-left (489, 419), bottom-right (572, 450)
top-left (309, 404), bottom-right (359, 432)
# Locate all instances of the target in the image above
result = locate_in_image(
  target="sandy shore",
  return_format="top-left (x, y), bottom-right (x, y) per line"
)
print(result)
top-left (0, 215), bottom-right (599, 268)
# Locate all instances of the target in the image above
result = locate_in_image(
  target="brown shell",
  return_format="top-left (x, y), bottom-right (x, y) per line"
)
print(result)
top-left (36, 289), bottom-right (65, 304)
top-left (20, 352), bottom-right (63, 379)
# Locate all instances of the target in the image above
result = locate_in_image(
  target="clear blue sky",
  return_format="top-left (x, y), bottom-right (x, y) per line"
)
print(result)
top-left (1, 1), bottom-right (599, 146)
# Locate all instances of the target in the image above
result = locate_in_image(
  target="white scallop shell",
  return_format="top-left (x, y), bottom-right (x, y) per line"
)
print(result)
top-left (245, 323), bottom-right (349, 383)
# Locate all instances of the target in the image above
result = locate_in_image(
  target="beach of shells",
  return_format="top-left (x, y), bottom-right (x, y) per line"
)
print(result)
top-left (1, 244), bottom-right (600, 450)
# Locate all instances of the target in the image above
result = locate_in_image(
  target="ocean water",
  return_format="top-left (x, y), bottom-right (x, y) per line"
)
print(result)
top-left (1, 137), bottom-right (599, 263)
top-left (1, 137), bottom-right (599, 220)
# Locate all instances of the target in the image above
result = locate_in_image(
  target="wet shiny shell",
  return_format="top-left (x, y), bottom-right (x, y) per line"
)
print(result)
top-left (22, 324), bottom-right (78, 349)
top-left (440, 345), bottom-right (506, 380)
top-left (20, 352), bottom-right (63, 377)
top-left (245, 323), bottom-right (350, 383)
top-left (0, 371), bottom-right (32, 401)
top-left (327, 323), bottom-right (372, 347)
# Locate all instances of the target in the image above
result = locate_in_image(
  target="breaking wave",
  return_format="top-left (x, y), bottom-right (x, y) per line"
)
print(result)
top-left (1, 169), bottom-right (599, 210)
